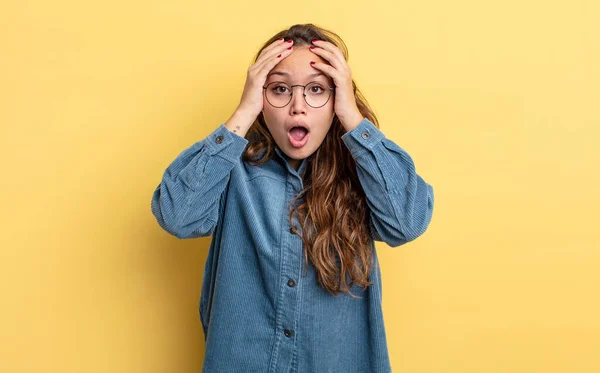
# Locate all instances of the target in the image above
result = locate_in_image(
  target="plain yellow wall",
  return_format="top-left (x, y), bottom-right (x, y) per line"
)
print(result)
top-left (1, 0), bottom-right (599, 372)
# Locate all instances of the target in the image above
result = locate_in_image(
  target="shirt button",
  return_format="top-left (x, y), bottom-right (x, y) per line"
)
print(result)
top-left (361, 132), bottom-right (370, 139)
top-left (215, 135), bottom-right (224, 144)
top-left (284, 329), bottom-right (294, 338)
top-left (287, 278), bottom-right (296, 287)
top-left (289, 227), bottom-right (295, 234)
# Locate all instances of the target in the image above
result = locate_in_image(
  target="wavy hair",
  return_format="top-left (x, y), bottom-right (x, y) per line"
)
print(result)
top-left (242, 23), bottom-right (380, 298)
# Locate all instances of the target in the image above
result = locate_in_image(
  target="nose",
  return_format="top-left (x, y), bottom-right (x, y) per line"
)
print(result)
top-left (289, 86), bottom-right (307, 115)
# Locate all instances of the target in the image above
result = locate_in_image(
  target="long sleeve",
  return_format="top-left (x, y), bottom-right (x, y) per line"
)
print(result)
top-left (151, 123), bottom-right (249, 239)
top-left (341, 118), bottom-right (434, 247)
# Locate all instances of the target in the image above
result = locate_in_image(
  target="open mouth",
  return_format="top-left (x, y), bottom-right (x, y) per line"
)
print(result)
top-left (288, 126), bottom-right (310, 148)
top-left (289, 126), bottom-right (309, 141)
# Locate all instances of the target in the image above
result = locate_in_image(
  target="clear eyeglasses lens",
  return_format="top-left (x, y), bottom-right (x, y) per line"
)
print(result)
top-left (265, 82), bottom-right (331, 108)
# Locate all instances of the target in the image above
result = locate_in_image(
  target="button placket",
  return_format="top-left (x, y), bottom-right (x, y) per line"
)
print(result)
top-left (269, 177), bottom-right (301, 370)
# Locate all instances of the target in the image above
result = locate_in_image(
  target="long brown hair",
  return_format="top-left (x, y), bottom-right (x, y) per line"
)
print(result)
top-left (242, 23), bottom-right (380, 298)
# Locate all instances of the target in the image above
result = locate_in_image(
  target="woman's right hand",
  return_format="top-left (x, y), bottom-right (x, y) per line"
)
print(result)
top-left (236, 38), bottom-right (294, 118)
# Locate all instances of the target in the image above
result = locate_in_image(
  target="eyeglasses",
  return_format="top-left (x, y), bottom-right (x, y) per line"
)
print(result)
top-left (262, 81), bottom-right (335, 108)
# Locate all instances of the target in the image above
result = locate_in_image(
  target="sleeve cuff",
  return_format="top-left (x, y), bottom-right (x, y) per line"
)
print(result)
top-left (204, 123), bottom-right (249, 163)
top-left (341, 117), bottom-right (385, 157)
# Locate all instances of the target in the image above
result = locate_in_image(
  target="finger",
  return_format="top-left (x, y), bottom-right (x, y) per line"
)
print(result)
top-left (311, 40), bottom-right (347, 70)
top-left (253, 43), bottom-right (293, 73)
top-left (309, 61), bottom-right (339, 84)
top-left (309, 46), bottom-right (345, 71)
top-left (254, 39), bottom-right (294, 67)
top-left (257, 38), bottom-right (286, 58)
top-left (256, 45), bottom-right (293, 77)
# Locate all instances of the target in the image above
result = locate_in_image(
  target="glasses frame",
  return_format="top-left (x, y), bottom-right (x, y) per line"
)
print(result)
top-left (262, 81), bottom-right (336, 108)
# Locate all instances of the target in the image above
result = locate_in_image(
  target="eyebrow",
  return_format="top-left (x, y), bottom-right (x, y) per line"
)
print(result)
top-left (267, 71), bottom-right (325, 79)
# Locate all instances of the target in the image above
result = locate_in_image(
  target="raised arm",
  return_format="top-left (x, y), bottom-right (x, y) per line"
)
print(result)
top-left (151, 123), bottom-right (249, 239)
top-left (341, 118), bottom-right (435, 247)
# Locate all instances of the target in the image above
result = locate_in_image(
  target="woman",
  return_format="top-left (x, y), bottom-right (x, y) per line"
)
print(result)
top-left (151, 23), bottom-right (434, 373)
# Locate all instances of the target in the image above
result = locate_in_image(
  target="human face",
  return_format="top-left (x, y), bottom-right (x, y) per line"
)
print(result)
top-left (262, 45), bottom-right (335, 170)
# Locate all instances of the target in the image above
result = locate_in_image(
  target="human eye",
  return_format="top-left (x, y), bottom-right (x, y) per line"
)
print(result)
top-left (271, 83), bottom-right (290, 95)
top-left (307, 82), bottom-right (326, 94)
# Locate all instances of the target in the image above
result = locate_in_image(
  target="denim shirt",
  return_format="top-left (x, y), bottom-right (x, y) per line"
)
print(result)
top-left (151, 118), bottom-right (434, 373)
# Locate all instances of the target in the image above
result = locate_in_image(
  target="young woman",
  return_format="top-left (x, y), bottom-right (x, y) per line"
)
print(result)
top-left (151, 23), bottom-right (434, 373)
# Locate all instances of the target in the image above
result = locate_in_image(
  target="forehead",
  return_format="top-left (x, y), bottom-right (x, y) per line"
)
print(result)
top-left (267, 71), bottom-right (327, 81)
top-left (267, 47), bottom-right (330, 81)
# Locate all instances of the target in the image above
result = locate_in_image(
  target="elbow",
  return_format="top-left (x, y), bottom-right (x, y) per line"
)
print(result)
top-left (370, 220), bottom-right (411, 248)
top-left (385, 215), bottom-right (433, 248)
top-left (376, 183), bottom-right (434, 248)
top-left (171, 225), bottom-right (215, 240)
top-left (150, 190), bottom-right (216, 239)
top-left (173, 219), bottom-right (217, 239)
top-left (153, 206), bottom-right (216, 239)
top-left (151, 198), bottom-right (185, 238)
top-left (385, 235), bottom-right (411, 248)
top-left (405, 182), bottom-right (434, 242)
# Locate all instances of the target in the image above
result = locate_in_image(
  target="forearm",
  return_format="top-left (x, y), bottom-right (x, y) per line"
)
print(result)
top-left (224, 108), bottom-right (256, 138)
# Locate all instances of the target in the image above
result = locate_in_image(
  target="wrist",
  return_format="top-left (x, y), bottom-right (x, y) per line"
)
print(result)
top-left (225, 109), bottom-right (256, 137)
top-left (340, 111), bottom-right (364, 132)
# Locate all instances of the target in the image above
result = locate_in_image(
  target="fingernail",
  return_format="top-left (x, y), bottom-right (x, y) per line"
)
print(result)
top-left (287, 39), bottom-right (293, 43)
top-left (279, 37), bottom-right (284, 41)
top-left (310, 61), bottom-right (315, 65)
top-left (287, 46), bottom-right (292, 50)
top-left (277, 54), bottom-right (282, 58)
top-left (309, 46), bottom-right (315, 49)
top-left (311, 39), bottom-right (319, 43)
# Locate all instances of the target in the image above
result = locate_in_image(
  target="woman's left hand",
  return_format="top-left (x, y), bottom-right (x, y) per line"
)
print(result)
top-left (308, 40), bottom-right (364, 131)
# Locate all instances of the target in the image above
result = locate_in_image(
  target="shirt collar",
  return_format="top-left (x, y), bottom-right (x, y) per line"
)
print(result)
top-left (275, 146), bottom-right (308, 178)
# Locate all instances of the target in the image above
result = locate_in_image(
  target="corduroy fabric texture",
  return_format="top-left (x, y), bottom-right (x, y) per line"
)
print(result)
top-left (151, 117), bottom-right (434, 373)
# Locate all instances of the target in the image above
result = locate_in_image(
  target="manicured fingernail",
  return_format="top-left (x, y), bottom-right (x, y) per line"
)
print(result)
top-left (310, 61), bottom-right (315, 65)
top-left (277, 54), bottom-right (282, 58)
top-left (279, 37), bottom-right (284, 41)
top-left (309, 46), bottom-right (315, 49)
top-left (287, 39), bottom-right (293, 43)
top-left (311, 39), bottom-right (318, 43)
top-left (287, 46), bottom-right (292, 50)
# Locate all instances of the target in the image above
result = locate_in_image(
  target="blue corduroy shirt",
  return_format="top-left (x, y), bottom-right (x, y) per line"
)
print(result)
top-left (151, 117), bottom-right (434, 373)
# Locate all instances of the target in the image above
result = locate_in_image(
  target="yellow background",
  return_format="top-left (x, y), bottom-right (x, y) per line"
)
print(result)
top-left (1, 0), bottom-right (599, 372)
